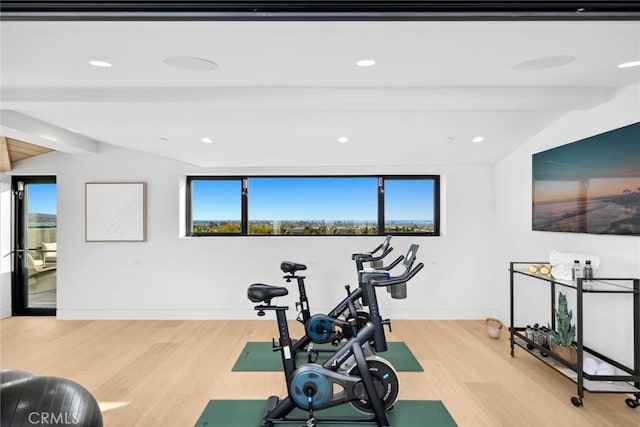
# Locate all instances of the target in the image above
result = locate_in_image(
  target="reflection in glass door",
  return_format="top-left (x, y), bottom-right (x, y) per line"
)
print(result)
top-left (13, 177), bottom-right (57, 315)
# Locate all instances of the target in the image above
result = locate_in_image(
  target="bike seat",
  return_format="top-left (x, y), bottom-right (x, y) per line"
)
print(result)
top-left (248, 283), bottom-right (289, 303)
top-left (280, 261), bottom-right (307, 274)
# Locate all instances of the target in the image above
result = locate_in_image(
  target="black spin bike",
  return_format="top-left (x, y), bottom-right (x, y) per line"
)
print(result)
top-left (247, 244), bottom-right (423, 427)
top-left (279, 236), bottom-right (404, 360)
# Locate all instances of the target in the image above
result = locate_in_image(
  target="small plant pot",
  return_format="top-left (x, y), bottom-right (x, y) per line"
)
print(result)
top-left (485, 317), bottom-right (503, 339)
top-left (551, 342), bottom-right (578, 365)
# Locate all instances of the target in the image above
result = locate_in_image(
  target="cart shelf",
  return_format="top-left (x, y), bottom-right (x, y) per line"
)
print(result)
top-left (509, 262), bottom-right (640, 408)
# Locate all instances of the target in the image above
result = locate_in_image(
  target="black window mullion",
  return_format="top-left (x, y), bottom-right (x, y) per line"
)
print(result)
top-left (186, 177), bottom-right (193, 235)
top-left (378, 177), bottom-right (385, 236)
top-left (241, 178), bottom-right (248, 235)
top-left (433, 175), bottom-right (441, 236)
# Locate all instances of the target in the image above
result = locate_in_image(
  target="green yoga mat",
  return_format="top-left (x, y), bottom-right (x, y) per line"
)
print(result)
top-left (232, 341), bottom-right (423, 372)
top-left (195, 399), bottom-right (457, 427)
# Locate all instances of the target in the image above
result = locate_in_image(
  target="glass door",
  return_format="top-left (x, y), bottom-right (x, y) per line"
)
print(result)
top-left (12, 176), bottom-right (57, 315)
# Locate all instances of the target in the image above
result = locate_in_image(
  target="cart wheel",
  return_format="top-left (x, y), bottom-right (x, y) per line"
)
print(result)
top-left (625, 398), bottom-right (639, 409)
top-left (510, 348), bottom-right (514, 357)
top-left (571, 396), bottom-right (583, 407)
top-left (526, 343), bottom-right (534, 350)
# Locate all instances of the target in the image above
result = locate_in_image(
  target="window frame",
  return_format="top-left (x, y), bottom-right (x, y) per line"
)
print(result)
top-left (186, 176), bottom-right (247, 236)
top-left (380, 175), bottom-right (441, 237)
top-left (186, 175), bottom-right (440, 237)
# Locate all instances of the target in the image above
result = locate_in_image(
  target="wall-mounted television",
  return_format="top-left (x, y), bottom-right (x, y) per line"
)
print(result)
top-left (532, 122), bottom-right (640, 236)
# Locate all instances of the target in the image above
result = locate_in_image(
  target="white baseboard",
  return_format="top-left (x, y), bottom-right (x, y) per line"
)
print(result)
top-left (57, 307), bottom-right (503, 321)
top-left (1, 305), bottom-right (12, 319)
top-left (56, 309), bottom-right (258, 320)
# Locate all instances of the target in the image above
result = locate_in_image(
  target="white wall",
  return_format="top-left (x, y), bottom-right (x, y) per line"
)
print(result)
top-left (5, 146), bottom-right (496, 320)
top-left (494, 83), bottom-right (640, 368)
top-left (4, 83), bottom-right (636, 349)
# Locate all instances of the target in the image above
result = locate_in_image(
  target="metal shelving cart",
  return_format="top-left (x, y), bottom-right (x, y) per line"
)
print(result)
top-left (509, 261), bottom-right (640, 408)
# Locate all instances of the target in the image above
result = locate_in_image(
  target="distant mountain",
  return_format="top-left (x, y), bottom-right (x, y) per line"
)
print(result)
top-left (29, 213), bottom-right (57, 227)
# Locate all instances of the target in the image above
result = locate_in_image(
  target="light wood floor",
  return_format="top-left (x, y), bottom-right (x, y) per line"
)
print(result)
top-left (1, 318), bottom-right (638, 426)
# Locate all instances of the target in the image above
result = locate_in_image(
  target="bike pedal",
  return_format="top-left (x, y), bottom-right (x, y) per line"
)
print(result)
top-left (264, 396), bottom-right (279, 413)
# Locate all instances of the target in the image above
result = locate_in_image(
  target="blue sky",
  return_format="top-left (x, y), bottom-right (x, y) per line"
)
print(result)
top-left (192, 180), bottom-right (242, 220)
top-left (385, 179), bottom-right (435, 221)
top-left (192, 177), bottom-right (435, 221)
top-left (28, 183), bottom-right (57, 215)
top-left (250, 177), bottom-right (377, 221)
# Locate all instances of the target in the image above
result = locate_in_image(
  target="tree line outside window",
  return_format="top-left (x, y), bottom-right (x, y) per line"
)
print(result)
top-left (187, 175), bottom-right (440, 236)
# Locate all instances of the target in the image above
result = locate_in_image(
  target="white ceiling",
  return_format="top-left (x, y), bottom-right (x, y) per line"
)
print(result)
top-left (1, 20), bottom-right (639, 168)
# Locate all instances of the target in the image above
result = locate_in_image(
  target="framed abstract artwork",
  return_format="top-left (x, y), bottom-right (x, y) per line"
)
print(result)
top-left (85, 182), bottom-right (147, 241)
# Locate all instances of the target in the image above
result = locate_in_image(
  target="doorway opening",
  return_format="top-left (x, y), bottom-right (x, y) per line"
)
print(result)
top-left (12, 176), bottom-right (57, 315)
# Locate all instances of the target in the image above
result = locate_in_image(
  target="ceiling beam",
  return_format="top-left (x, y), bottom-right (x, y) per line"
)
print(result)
top-left (0, 110), bottom-right (100, 155)
top-left (0, 136), bottom-right (11, 172)
top-left (0, 87), bottom-right (614, 113)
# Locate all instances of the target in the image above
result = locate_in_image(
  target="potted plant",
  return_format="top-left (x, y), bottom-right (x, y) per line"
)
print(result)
top-left (548, 291), bottom-right (578, 365)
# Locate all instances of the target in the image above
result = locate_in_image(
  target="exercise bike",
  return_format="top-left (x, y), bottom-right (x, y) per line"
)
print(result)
top-left (247, 245), bottom-right (423, 427)
top-left (283, 235), bottom-right (396, 326)
top-left (281, 236), bottom-right (404, 352)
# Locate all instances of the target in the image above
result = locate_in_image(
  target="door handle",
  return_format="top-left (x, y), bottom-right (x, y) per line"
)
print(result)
top-left (2, 249), bottom-right (28, 258)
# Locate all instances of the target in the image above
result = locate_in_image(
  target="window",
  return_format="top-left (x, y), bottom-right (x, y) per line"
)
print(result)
top-left (187, 175), bottom-right (439, 236)
top-left (188, 178), bottom-right (243, 235)
top-left (383, 178), bottom-right (437, 234)
top-left (248, 177), bottom-right (378, 235)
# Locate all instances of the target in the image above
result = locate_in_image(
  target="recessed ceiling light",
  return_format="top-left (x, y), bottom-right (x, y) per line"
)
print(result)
top-left (512, 55), bottom-right (575, 71)
top-left (618, 60), bottom-right (640, 69)
top-left (338, 137), bottom-right (349, 144)
top-left (472, 136), bottom-right (485, 143)
top-left (201, 137), bottom-right (213, 144)
top-left (356, 59), bottom-right (376, 67)
top-left (88, 60), bottom-right (112, 68)
top-left (163, 56), bottom-right (219, 71)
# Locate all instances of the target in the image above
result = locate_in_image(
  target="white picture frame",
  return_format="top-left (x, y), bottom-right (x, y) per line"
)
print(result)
top-left (85, 182), bottom-right (147, 242)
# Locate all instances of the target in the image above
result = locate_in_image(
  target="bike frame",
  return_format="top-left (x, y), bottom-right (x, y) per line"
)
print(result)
top-left (254, 280), bottom-right (391, 427)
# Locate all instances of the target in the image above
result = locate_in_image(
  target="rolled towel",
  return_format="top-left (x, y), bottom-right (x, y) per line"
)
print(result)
top-left (596, 362), bottom-right (615, 383)
top-left (596, 362), bottom-right (615, 376)
top-left (549, 250), bottom-right (600, 270)
top-left (583, 358), bottom-right (598, 375)
top-left (551, 265), bottom-right (573, 281)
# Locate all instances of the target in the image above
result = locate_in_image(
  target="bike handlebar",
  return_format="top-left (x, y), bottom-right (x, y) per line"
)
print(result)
top-left (369, 263), bottom-right (424, 287)
top-left (351, 235), bottom-right (392, 261)
top-left (372, 235), bottom-right (392, 254)
top-left (379, 255), bottom-right (404, 271)
top-left (352, 246), bottom-right (393, 262)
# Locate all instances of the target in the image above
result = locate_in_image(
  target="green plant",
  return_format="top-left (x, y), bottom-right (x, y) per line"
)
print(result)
top-left (549, 292), bottom-right (576, 347)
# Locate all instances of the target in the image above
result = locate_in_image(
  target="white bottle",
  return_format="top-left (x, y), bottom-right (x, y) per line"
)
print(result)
top-left (583, 260), bottom-right (593, 288)
top-left (572, 260), bottom-right (581, 283)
